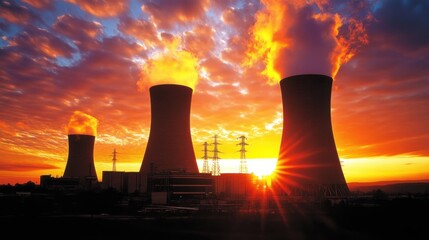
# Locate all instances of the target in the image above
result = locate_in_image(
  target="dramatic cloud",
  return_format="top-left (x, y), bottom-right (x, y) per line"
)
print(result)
top-left (23, 0), bottom-right (54, 9)
top-left (9, 25), bottom-right (74, 59)
top-left (370, 0), bottom-right (429, 52)
top-left (201, 57), bottom-right (238, 83)
top-left (142, 0), bottom-right (210, 29)
top-left (118, 16), bottom-right (160, 48)
top-left (331, 0), bottom-right (429, 158)
top-left (0, 161), bottom-right (59, 171)
top-left (0, 0), bottom-right (40, 24)
top-left (66, 0), bottom-right (128, 18)
top-left (220, 3), bottom-right (258, 65)
top-left (52, 14), bottom-right (102, 51)
top-left (184, 24), bottom-right (215, 58)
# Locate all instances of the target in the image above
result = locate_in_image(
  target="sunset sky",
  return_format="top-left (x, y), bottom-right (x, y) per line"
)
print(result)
top-left (1, 0), bottom-right (428, 185)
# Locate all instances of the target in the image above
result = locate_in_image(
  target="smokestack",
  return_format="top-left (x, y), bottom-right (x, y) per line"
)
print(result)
top-left (63, 134), bottom-right (98, 182)
top-left (140, 84), bottom-right (199, 174)
top-left (275, 74), bottom-right (348, 197)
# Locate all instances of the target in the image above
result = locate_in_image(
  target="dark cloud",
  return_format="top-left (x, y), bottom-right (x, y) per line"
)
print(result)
top-left (9, 25), bottom-right (74, 59)
top-left (0, 0), bottom-right (40, 24)
top-left (0, 21), bottom-right (10, 32)
top-left (370, 0), bottom-right (429, 52)
top-left (66, 0), bottom-right (128, 18)
top-left (220, 3), bottom-right (258, 65)
top-left (23, 0), bottom-right (55, 9)
top-left (141, 0), bottom-right (209, 29)
top-left (118, 16), bottom-right (160, 47)
top-left (210, 0), bottom-right (236, 9)
top-left (52, 14), bottom-right (102, 51)
top-left (101, 36), bottom-right (145, 58)
top-left (332, 0), bottom-right (429, 157)
top-left (57, 37), bottom-right (142, 93)
top-left (0, 161), bottom-right (60, 171)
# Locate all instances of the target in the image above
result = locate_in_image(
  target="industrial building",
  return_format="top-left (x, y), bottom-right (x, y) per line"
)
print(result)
top-left (213, 173), bottom-right (256, 201)
top-left (102, 171), bottom-right (141, 194)
top-left (40, 175), bottom-right (83, 191)
top-left (147, 172), bottom-right (213, 204)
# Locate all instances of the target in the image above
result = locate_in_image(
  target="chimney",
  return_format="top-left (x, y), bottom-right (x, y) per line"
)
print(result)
top-left (63, 134), bottom-right (98, 182)
top-left (274, 74), bottom-right (348, 197)
top-left (140, 84), bottom-right (199, 175)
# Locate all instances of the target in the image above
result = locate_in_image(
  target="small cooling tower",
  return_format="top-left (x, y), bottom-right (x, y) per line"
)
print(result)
top-left (275, 74), bottom-right (348, 197)
top-left (63, 134), bottom-right (98, 182)
top-left (140, 84), bottom-right (198, 175)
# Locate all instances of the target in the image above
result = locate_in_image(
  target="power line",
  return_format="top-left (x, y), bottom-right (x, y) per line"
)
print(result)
top-left (211, 135), bottom-right (221, 176)
top-left (111, 148), bottom-right (118, 172)
top-left (237, 135), bottom-right (248, 173)
top-left (201, 142), bottom-right (210, 173)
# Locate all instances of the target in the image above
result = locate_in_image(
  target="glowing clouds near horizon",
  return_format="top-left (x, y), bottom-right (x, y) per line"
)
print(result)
top-left (138, 38), bottom-right (199, 90)
top-left (246, 0), bottom-right (368, 83)
top-left (66, 111), bottom-right (98, 136)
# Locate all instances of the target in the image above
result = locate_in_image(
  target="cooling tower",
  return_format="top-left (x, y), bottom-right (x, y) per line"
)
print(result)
top-left (140, 84), bottom-right (199, 175)
top-left (275, 74), bottom-right (348, 197)
top-left (63, 134), bottom-right (98, 182)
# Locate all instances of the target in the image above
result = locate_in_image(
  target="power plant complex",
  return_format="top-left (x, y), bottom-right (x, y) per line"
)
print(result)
top-left (42, 74), bottom-right (349, 201)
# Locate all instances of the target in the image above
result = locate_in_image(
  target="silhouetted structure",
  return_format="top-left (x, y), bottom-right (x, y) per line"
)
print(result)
top-left (237, 136), bottom-right (248, 173)
top-left (140, 84), bottom-right (199, 176)
top-left (213, 173), bottom-right (255, 201)
top-left (112, 148), bottom-right (118, 172)
top-left (102, 171), bottom-right (140, 193)
top-left (274, 74), bottom-right (348, 197)
top-left (148, 172), bottom-right (213, 204)
top-left (211, 135), bottom-right (221, 176)
top-left (63, 134), bottom-right (98, 184)
top-left (40, 175), bottom-right (81, 191)
top-left (202, 142), bottom-right (210, 173)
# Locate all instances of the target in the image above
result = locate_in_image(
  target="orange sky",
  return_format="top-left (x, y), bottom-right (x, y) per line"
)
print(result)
top-left (1, 0), bottom-right (429, 184)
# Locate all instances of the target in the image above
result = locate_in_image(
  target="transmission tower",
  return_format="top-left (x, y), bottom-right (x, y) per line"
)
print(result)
top-left (112, 148), bottom-right (118, 172)
top-left (211, 135), bottom-right (221, 176)
top-left (237, 136), bottom-right (248, 173)
top-left (202, 142), bottom-right (210, 173)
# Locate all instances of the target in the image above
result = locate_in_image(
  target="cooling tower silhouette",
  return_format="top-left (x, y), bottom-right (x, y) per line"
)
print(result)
top-left (275, 74), bottom-right (348, 197)
top-left (63, 134), bottom-right (98, 182)
top-left (140, 84), bottom-right (198, 174)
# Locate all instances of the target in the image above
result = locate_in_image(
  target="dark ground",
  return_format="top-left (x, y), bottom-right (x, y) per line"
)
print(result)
top-left (1, 198), bottom-right (428, 240)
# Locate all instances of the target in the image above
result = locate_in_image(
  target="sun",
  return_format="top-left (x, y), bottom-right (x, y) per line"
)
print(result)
top-left (247, 158), bottom-right (277, 178)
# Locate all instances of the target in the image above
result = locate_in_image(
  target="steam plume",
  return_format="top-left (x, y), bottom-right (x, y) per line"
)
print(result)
top-left (246, 0), bottom-right (368, 83)
top-left (138, 37), bottom-right (200, 90)
top-left (66, 110), bottom-right (98, 136)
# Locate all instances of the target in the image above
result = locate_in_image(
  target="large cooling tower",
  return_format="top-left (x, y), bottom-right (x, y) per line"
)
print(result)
top-left (140, 84), bottom-right (199, 174)
top-left (63, 134), bottom-right (98, 182)
top-left (275, 74), bottom-right (348, 197)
